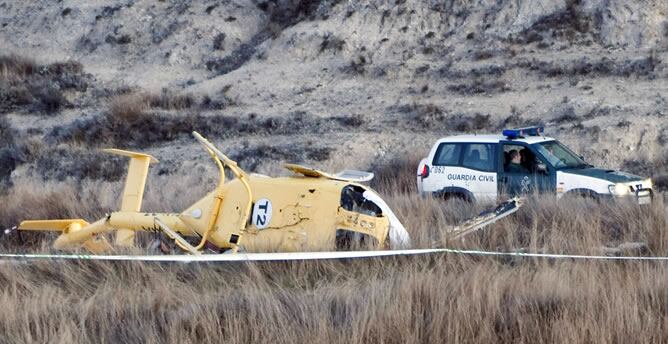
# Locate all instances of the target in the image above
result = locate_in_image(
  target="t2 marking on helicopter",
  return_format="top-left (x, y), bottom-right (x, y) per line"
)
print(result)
top-left (252, 199), bottom-right (273, 229)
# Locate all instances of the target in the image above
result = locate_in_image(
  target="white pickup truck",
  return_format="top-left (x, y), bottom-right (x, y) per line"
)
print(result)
top-left (417, 127), bottom-right (653, 204)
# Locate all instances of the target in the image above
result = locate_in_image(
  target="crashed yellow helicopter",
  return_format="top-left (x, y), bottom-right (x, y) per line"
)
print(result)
top-left (16, 132), bottom-right (413, 254)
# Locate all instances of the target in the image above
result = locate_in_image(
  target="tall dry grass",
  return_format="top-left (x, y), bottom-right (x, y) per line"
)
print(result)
top-left (1, 252), bottom-right (668, 343)
top-left (109, 90), bottom-right (196, 120)
top-left (1, 153), bottom-right (668, 343)
top-left (0, 55), bottom-right (37, 79)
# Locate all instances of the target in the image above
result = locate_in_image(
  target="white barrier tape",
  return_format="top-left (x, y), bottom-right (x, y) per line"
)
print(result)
top-left (441, 249), bottom-right (668, 261)
top-left (0, 248), bottom-right (667, 263)
top-left (0, 249), bottom-right (446, 263)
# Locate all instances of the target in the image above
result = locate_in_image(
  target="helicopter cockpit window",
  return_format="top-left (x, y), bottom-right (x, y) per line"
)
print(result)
top-left (340, 185), bottom-right (382, 217)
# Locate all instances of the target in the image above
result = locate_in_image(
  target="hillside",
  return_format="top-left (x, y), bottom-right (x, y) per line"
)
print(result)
top-left (1, 0), bottom-right (667, 194)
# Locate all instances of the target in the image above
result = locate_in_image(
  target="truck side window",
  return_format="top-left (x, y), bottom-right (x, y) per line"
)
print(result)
top-left (462, 143), bottom-right (496, 172)
top-left (433, 143), bottom-right (462, 166)
top-left (503, 144), bottom-right (535, 173)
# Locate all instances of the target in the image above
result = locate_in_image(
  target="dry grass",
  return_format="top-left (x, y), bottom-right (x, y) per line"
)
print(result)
top-left (109, 90), bottom-right (196, 120)
top-left (49, 100), bottom-right (367, 149)
top-left (0, 54), bottom-right (88, 114)
top-left (0, 55), bottom-right (37, 79)
top-left (1, 246), bottom-right (668, 343)
top-left (1, 154), bottom-right (668, 343)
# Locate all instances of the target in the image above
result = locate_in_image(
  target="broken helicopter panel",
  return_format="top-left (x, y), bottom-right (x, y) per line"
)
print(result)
top-left (447, 197), bottom-right (524, 241)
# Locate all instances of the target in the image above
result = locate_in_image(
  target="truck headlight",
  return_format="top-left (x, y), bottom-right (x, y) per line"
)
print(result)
top-left (608, 183), bottom-right (630, 196)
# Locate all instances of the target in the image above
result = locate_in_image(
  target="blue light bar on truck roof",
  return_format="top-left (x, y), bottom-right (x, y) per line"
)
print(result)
top-left (502, 126), bottom-right (544, 139)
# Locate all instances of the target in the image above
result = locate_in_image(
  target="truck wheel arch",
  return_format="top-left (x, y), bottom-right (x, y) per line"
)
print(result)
top-left (563, 188), bottom-right (603, 200)
top-left (433, 187), bottom-right (475, 203)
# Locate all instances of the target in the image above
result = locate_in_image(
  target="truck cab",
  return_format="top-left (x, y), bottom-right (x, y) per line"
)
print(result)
top-left (417, 127), bottom-right (653, 204)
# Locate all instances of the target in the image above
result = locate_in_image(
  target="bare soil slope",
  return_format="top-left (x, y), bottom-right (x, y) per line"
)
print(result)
top-left (1, 0), bottom-right (667, 188)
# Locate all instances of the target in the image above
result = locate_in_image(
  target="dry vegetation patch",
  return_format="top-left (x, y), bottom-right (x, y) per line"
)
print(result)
top-left (515, 55), bottom-right (663, 79)
top-left (0, 55), bottom-right (91, 115)
top-left (49, 97), bottom-right (366, 148)
top-left (390, 102), bottom-right (493, 131)
top-left (0, 117), bottom-right (39, 186)
top-left (231, 143), bottom-right (332, 171)
top-left (0, 55), bottom-right (37, 78)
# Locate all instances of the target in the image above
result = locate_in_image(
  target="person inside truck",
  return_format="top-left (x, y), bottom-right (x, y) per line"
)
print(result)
top-left (506, 150), bottom-right (528, 174)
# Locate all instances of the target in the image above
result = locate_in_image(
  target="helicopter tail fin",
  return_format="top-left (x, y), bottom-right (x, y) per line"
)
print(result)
top-left (102, 149), bottom-right (159, 246)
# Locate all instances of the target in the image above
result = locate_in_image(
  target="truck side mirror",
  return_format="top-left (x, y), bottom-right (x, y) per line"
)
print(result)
top-left (536, 163), bottom-right (547, 174)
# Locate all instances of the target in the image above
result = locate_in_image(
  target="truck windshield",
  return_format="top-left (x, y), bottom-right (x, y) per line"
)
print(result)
top-left (533, 140), bottom-right (589, 169)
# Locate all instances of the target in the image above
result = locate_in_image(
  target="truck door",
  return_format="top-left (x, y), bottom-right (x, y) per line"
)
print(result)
top-left (498, 142), bottom-right (555, 196)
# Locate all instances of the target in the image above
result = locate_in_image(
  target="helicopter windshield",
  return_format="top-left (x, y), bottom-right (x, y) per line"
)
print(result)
top-left (339, 185), bottom-right (411, 249)
top-left (362, 190), bottom-right (411, 249)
